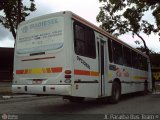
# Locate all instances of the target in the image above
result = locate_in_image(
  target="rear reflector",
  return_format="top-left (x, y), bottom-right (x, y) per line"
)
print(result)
top-left (65, 75), bottom-right (71, 78)
top-left (50, 87), bottom-right (55, 90)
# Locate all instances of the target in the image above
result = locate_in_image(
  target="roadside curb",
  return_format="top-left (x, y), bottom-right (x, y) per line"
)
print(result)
top-left (0, 87), bottom-right (12, 98)
top-left (0, 95), bottom-right (60, 104)
top-left (152, 92), bottom-right (160, 95)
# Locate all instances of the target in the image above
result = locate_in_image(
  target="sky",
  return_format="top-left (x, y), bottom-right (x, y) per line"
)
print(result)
top-left (0, 0), bottom-right (160, 52)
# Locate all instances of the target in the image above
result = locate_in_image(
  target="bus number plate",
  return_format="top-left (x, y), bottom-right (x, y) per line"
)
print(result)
top-left (32, 79), bottom-right (42, 84)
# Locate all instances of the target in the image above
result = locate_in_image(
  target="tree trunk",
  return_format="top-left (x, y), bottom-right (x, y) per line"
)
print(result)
top-left (135, 33), bottom-right (149, 55)
top-left (5, 9), bottom-right (16, 40)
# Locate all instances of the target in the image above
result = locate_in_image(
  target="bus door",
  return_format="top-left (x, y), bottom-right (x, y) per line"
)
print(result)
top-left (98, 39), bottom-right (107, 96)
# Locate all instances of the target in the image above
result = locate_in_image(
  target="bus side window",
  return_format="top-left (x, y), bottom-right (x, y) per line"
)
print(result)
top-left (132, 51), bottom-right (138, 69)
top-left (144, 58), bottom-right (148, 71)
top-left (112, 41), bottom-right (123, 65)
top-left (123, 46), bottom-right (132, 67)
top-left (141, 56), bottom-right (147, 71)
top-left (74, 22), bottom-right (96, 58)
top-left (138, 54), bottom-right (143, 70)
top-left (74, 24), bottom-right (85, 55)
top-left (108, 39), bottom-right (113, 63)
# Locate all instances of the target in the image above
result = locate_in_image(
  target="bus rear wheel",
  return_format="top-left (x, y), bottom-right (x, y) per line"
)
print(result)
top-left (109, 81), bottom-right (121, 104)
top-left (143, 80), bottom-right (149, 95)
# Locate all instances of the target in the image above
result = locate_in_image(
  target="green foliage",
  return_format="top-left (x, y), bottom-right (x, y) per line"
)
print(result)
top-left (0, 0), bottom-right (36, 40)
top-left (97, 0), bottom-right (160, 54)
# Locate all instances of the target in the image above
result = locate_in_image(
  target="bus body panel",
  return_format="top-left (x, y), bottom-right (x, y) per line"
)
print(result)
top-left (12, 11), bottom-right (152, 99)
top-left (12, 85), bottom-right (71, 95)
top-left (12, 12), bottom-right (73, 95)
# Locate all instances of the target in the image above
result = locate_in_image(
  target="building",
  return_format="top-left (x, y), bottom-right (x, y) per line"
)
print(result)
top-left (0, 47), bottom-right (14, 81)
top-left (150, 54), bottom-right (160, 81)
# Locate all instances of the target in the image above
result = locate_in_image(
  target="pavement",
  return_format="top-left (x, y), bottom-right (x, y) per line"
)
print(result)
top-left (0, 81), bottom-right (12, 96)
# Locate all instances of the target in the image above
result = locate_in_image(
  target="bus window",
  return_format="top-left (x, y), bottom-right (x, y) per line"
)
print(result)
top-left (132, 51), bottom-right (138, 69)
top-left (74, 22), bottom-right (96, 58)
top-left (108, 39), bottom-right (113, 63)
top-left (112, 41), bottom-right (123, 65)
top-left (16, 17), bottom-right (64, 55)
top-left (138, 54), bottom-right (143, 70)
top-left (123, 46), bottom-right (132, 67)
top-left (144, 57), bottom-right (148, 71)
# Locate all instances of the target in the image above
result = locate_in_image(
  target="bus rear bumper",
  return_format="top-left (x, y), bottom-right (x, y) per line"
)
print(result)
top-left (12, 85), bottom-right (71, 95)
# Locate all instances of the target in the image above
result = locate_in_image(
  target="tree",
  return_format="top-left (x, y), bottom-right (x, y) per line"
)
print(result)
top-left (0, 0), bottom-right (36, 40)
top-left (136, 46), bottom-right (159, 54)
top-left (97, 0), bottom-right (160, 55)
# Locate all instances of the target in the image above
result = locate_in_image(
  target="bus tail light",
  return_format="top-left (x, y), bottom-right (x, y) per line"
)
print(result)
top-left (64, 70), bottom-right (72, 83)
top-left (65, 70), bottom-right (72, 78)
top-left (65, 70), bottom-right (72, 74)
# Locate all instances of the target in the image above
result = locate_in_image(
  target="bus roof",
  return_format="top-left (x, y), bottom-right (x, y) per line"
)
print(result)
top-left (71, 12), bottom-right (148, 58)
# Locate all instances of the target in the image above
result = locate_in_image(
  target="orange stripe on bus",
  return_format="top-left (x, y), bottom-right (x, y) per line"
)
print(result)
top-left (16, 67), bottom-right (63, 74)
top-left (140, 77), bottom-right (148, 80)
top-left (24, 69), bottom-right (28, 74)
top-left (132, 76), bottom-right (148, 80)
top-left (74, 70), bottom-right (99, 76)
top-left (46, 68), bottom-right (52, 73)
top-left (42, 68), bottom-right (46, 73)
top-left (90, 71), bottom-right (100, 76)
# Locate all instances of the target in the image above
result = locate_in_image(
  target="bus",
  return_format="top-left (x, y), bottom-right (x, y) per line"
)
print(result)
top-left (12, 11), bottom-right (152, 103)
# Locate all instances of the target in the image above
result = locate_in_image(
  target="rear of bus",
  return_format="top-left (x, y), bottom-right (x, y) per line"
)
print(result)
top-left (12, 12), bottom-right (73, 96)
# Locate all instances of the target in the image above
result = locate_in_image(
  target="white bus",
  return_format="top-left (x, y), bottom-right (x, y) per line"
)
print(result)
top-left (12, 11), bottom-right (152, 103)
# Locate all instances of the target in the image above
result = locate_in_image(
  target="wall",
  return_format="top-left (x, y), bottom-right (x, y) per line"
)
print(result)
top-left (0, 48), bottom-right (14, 81)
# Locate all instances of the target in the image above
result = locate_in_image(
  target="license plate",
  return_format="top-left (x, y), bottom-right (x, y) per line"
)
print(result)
top-left (32, 79), bottom-right (42, 84)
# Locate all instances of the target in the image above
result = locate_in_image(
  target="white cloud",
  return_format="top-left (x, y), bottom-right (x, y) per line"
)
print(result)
top-left (0, 38), bottom-right (14, 48)
top-left (119, 33), bottom-right (160, 52)
top-left (0, 0), bottom-right (100, 48)
top-left (0, 25), bottom-right (14, 48)
top-left (31, 0), bottom-right (100, 25)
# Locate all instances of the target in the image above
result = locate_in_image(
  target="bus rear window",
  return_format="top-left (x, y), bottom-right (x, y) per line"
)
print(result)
top-left (16, 17), bottom-right (64, 55)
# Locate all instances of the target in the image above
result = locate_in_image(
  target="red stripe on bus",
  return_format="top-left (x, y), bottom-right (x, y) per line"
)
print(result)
top-left (74, 69), bottom-right (99, 76)
top-left (16, 70), bottom-right (24, 74)
top-left (51, 67), bottom-right (63, 73)
top-left (74, 70), bottom-right (90, 76)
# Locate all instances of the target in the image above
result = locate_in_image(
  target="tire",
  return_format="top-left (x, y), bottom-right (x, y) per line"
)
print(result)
top-left (143, 80), bottom-right (148, 95)
top-left (109, 81), bottom-right (121, 104)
